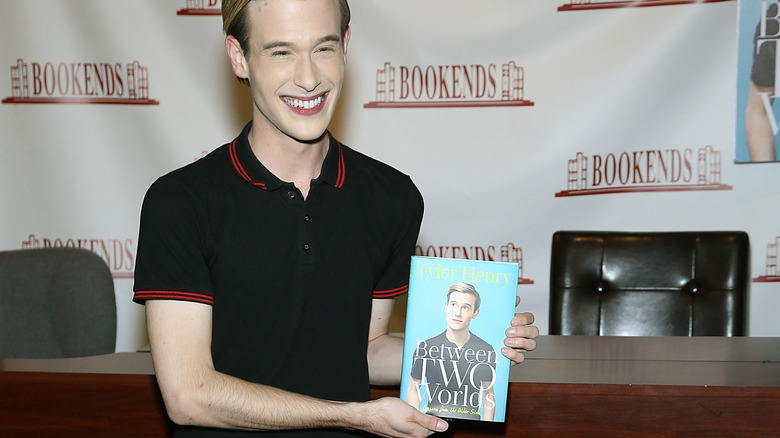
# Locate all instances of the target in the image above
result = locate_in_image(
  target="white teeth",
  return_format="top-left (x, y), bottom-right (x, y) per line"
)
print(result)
top-left (284, 96), bottom-right (323, 109)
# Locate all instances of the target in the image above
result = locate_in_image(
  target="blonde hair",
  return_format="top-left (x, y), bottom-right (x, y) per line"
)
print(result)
top-left (446, 283), bottom-right (481, 311)
top-left (222, 0), bottom-right (251, 35)
top-left (222, 0), bottom-right (351, 52)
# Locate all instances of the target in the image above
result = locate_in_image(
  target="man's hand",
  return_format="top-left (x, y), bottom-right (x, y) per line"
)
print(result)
top-left (501, 297), bottom-right (539, 365)
top-left (356, 397), bottom-right (448, 438)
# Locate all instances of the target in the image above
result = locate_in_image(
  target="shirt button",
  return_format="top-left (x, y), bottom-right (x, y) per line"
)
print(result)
top-left (304, 215), bottom-right (310, 222)
top-left (287, 190), bottom-right (295, 199)
top-left (303, 243), bottom-right (310, 251)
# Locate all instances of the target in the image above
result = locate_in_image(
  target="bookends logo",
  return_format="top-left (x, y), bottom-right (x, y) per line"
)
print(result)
top-left (415, 243), bottom-right (534, 285)
top-left (364, 61), bottom-right (534, 109)
top-left (754, 236), bottom-right (780, 283)
top-left (557, 0), bottom-right (731, 12)
top-left (555, 146), bottom-right (732, 197)
top-left (177, 0), bottom-right (221, 16)
top-left (2, 58), bottom-right (159, 105)
top-left (22, 234), bottom-right (135, 279)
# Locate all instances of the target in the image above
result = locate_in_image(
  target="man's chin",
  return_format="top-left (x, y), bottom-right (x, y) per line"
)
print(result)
top-left (284, 129), bottom-right (329, 145)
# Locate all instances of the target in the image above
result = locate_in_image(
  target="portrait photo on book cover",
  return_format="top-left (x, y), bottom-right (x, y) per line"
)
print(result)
top-left (735, 0), bottom-right (780, 163)
top-left (405, 282), bottom-right (501, 421)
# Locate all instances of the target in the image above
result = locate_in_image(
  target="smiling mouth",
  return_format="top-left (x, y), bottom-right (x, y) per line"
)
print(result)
top-left (283, 95), bottom-right (324, 110)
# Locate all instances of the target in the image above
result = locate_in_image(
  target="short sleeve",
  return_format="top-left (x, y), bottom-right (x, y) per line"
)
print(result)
top-left (132, 175), bottom-right (215, 305)
top-left (752, 3), bottom-right (779, 88)
top-left (372, 177), bottom-right (424, 299)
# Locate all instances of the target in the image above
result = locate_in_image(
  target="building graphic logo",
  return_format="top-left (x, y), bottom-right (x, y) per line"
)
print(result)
top-left (415, 242), bottom-right (534, 285)
top-left (177, 0), bottom-right (221, 16)
top-left (556, 145), bottom-right (732, 197)
top-left (22, 234), bottom-right (135, 280)
top-left (557, 0), bottom-right (731, 12)
top-left (364, 61), bottom-right (534, 109)
top-left (2, 58), bottom-right (159, 105)
top-left (754, 236), bottom-right (780, 283)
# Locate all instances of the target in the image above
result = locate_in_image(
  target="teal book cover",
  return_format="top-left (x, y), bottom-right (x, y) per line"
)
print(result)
top-left (399, 256), bottom-right (519, 422)
top-left (735, 0), bottom-right (780, 162)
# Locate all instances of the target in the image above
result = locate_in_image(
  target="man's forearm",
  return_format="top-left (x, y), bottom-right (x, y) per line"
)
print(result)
top-left (367, 332), bottom-right (404, 386)
top-left (158, 366), bottom-right (450, 437)
top-left (160, 367), bottom-right (364, 432)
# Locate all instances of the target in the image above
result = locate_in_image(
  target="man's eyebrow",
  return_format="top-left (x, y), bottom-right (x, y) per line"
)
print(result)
top-left (261, 41), bottom-right (292, 51)
top-left (261, 35), bottom-right (342, 52)
top-left (316, 34), bottom-right (342, 45)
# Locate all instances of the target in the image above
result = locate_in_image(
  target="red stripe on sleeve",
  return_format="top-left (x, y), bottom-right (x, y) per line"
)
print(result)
top-left (133, 290), bottom-right (214, 305)
top-left (373, 284), bottom-right (408, 299)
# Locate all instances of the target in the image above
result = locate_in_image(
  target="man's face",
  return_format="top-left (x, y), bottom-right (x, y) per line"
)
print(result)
top-left (231, 0), bottom-right (349, 144)
top-left (445, 291), bottom-right (479, 333)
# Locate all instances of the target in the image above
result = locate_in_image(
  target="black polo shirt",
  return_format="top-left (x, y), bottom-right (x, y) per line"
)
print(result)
top-left (410, 331), bottom-right (497, 420)
top-left (133, 121), bottom-right (423, 437)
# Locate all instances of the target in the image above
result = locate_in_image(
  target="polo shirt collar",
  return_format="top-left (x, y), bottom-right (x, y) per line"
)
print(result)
top-left (228, 121), bottom-right (346, 190)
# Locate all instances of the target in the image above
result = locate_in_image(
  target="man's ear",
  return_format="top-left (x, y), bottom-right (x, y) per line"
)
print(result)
top-left (342, 26), bottom-right (351, 57)
top-left (225, 36), bottom-right (249, 80)
top-left (472, 308), bottom-right (479, 319)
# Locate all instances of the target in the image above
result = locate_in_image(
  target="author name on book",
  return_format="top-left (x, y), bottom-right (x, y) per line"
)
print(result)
top-left (414, 260), bottom-right (512, 287)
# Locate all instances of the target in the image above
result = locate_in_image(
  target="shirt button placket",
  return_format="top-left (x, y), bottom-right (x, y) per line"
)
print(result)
top-left (302, 214), bottom-right (311, 251)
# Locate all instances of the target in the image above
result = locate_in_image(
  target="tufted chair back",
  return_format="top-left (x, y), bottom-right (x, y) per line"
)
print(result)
top-left (549, 231), bottom-right (749, 336)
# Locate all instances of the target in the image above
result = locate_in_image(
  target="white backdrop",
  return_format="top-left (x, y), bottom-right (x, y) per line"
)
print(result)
top-left (1, 0), bottom-right (778, 352)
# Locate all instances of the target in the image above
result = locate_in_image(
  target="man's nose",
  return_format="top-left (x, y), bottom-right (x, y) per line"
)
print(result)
top-left (294, 56), bottom-right (321, 92)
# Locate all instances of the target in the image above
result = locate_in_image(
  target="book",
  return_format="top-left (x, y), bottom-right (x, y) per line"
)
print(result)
top-left (734, 0), bottom-right (780, 162)
top-left (399, 255), bottom-right (519, 422)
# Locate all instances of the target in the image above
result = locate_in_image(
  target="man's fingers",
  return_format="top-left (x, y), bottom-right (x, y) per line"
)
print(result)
top-left (418, 414), bottom-right (448, 434)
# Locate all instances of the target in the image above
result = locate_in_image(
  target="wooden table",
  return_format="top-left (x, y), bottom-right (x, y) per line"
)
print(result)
top-left (2, 336), bottom-right (779, 437)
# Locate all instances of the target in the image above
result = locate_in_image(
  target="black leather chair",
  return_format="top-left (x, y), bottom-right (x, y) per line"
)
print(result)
top-left (0, 247), bottom-right (117, 358)
top-left (549, 231), bottom-right (749, 336)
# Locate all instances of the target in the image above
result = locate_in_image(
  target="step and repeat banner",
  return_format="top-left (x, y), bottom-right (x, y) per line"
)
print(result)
top-left (1, 0), bottom-right (778, 351)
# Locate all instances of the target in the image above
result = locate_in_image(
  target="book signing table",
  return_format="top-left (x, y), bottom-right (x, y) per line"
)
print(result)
top-left (1, 336), bottom-right (778, 437)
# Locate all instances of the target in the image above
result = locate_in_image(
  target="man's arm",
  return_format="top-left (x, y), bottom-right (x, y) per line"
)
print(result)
top-left (746, 81), bottom-right (777, 161)
top-left (147, 299), bottom-right (357, 430)
top-left (481, 384), bottom-right (495, 421)
top-left (147, 299), bottom-right (447, 436)
top-left (406, 378), bottom-right (422, 411)
top-left (366, 298), bottom-right (404, 385)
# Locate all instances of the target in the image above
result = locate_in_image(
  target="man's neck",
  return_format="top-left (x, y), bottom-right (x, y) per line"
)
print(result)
top-left (445, 329), bottom-right (472, 349)
top-left (247, 123), bottom-right (329, 199)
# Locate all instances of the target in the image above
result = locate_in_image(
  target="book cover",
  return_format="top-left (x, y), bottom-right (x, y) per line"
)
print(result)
top-left (399, 256), bottom-right (519, 422)
top-left (735, 0), bottom-right (780, 162)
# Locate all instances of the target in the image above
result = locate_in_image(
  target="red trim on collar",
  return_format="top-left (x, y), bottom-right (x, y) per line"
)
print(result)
top-left (229, 138), bottom-right (267, 189)
top-left (335, 141), bottom-right (345, 188)
top-left (229, 134), bottom-right (344, 189)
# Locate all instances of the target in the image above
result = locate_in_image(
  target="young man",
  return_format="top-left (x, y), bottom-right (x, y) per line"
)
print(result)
top-left (133, 1), bottom-right (539, 437)
top-left (406, 283), bottom-right (498, 421)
